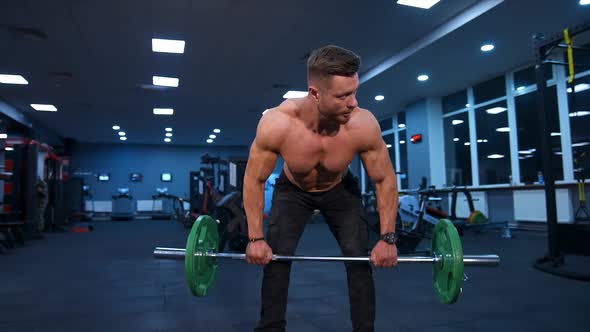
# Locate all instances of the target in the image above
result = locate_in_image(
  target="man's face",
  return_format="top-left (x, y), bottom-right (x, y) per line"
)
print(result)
top-left (313, 73), bottom-right (359, 124)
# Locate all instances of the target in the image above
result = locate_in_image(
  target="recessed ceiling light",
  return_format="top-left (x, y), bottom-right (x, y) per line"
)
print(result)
top-left (396, 0), bottom-right (440, 9)
top-left (551, 132), bottom-right (561, 137)
top-left (165, 127), bottom-right (173, 132)
top-left (487, 154), bottom-right (504, 159)
top-left (453, 138), bottom-right (460, 142)
top-left (567, 83), bottom-right (590, 93)
top-left (375, 95), bottom-right (385, 101)
top-left (213, 128), bottom-right (221, 133)
top-left (0, 134), bottom-right (7, 139)
top-left (398, 123), bottom-right (406, 128)
top-left (399, 140), bottom-right (406, 144)
top-left (206, 139), bottom-right (213, 144)
top-left (209, 134), bottom-right (216, 139)
top-left (153, 108), bottom-right (174, 115)
top-left (481, 44), bottom-right (495, 52)
top-left (496, 127), bottom-right (510, 133)
top-left (386, 144), bottom-right (392, 148)
top-left (465, 104), bottom-right (470, 107)
top-left (580, 0), bottom-right (590, 5)
top-left (464, 142), bottom-right (471, 146)
top-left (112, 125), bottom-right (120, 130)
top-left (165, 133), bottom-right (173, 137)
top-left (516, 86), bottom-right (526, 91)
top-left (118, 131), bottom-right (126, 136)
top-left (0, 74), bottom-right (28, 85)
top-left (417, 74), bottom-right (429, 82)
top-left (572, 142), bottom-right (590, 147)
top-left (452, 119), bottom-right (464, 125)
top-left (5, 147), bottom-right (14, 151)
top-left (569, 111), bottom-right (590, 117)
top-left (120, 136), bottom-right (127, 141)
top-left (31, 104), bottom-right (57, 112)
top-left (153, 76), bottom-right (179, 87)
top-left (283, 90), bottom-right (308, 98)
top-left (152, 38), bottom-right (185, 54)
top-left (486, 107), bottom-right (507, 114)
top-left (164, 138), bottom-right (171, 143)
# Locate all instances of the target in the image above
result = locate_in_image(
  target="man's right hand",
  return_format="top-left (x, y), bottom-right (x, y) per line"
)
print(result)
top-left (246, 240), bottom-right (273, 265)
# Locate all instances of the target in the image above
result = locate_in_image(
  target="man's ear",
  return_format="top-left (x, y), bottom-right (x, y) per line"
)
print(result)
top-left (308, 86), bottom-right (320, 102)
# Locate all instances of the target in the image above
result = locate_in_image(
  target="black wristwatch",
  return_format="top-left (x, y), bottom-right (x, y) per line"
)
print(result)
top-left (380, 232), bottom-right (398, 245)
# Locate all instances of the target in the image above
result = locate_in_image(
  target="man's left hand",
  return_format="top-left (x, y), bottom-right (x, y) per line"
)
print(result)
top-left (370, 240), bottom-right (398, 268)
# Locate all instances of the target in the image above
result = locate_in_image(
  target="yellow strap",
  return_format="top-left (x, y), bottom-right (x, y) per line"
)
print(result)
top-left (564, 29), bottom-right (575, 84)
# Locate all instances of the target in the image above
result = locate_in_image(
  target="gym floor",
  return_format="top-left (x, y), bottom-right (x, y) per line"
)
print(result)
top-left (1, 221), bottom-right (589, 332)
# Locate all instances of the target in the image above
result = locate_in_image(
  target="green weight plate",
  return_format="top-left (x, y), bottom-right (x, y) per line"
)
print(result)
top-left (432, 219), bottom-right (464, 304)
top-left (468, 210), bottom-right (488, 224)
top-left (185, 215), bottom-right (219, 297)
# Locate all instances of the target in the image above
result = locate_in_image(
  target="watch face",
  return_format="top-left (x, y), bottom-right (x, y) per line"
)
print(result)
top-left (382, 233), bottom-right (397, 244)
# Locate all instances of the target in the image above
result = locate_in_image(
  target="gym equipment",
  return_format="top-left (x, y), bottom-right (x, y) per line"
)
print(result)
top-left (449, 186), bottom-right (511, 238)
top-left (362, 187), bottom-right (440, 254)
top-left (111, 188), bottom-right (135, 220)
top-left (213, 191), bottom-right (248, 252)
top-left (533, 21), bottom-right (590, 281)
top-left (0, 228), bottom-right (16, 249)
top-left (151, 187), bottom-right (176, 219)
top-left (154, 215), bottom-right (500, 304)
top-left (398, 188), bottom-right (446, 232)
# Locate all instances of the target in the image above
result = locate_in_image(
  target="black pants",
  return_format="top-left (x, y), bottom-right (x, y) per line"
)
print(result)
top-left (255, 171), bottom-right (375, 332)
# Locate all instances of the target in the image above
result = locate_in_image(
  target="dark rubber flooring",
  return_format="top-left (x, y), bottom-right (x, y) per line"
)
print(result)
top-left (1, 219), bottom-right (589, 331)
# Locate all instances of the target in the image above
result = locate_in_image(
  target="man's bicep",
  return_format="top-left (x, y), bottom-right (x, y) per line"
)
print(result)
top-left (361, 146), bottom-right (390, 183)
top-left (245, 139), bottom-right (279, 183)
top-left (360, 133), bottom-right (394, 183)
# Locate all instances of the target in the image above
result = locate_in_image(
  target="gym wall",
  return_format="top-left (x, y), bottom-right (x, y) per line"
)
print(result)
top-left (71, 143), bottom-right (249, 201)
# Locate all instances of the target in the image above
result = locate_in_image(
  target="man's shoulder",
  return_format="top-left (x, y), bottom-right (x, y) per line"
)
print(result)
top-left (347, 107), bottom-right (378, 130)
top-left (256, 100), bottom-right (298, 150)
top-left (260, 100), bottom-right (300, 127)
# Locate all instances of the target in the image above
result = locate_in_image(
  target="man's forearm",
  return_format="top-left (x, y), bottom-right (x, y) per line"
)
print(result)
top-left (243, 177), bottom-right (266, 238)
top-left (375, 175), bottom-right (398, 234)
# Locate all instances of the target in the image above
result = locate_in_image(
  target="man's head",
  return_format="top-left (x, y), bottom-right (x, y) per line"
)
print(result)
top-left (307, 45), bottom-right (361, 123)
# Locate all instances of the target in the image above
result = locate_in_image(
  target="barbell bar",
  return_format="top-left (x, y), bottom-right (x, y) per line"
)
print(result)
top-left (153, 247), bottom-right (499, 266)
top-left (153, 215), bottom-right (501, 304)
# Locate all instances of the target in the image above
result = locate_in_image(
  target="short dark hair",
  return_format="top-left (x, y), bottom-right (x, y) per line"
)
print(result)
top-left (307, 45), bottom-right (361, 82)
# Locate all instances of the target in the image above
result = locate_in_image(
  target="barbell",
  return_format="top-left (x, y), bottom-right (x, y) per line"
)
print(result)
top-left (153, 215), bottom-right (500, 304)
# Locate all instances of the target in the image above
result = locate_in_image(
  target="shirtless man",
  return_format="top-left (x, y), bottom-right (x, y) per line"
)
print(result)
top-left (244, 45), bottom-right (399, 332)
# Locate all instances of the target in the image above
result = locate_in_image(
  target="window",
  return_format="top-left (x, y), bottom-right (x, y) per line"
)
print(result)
top-left (443, 89), bottom-right (468, 114)
top-left (383, 133), bottom-right (396, 168)
top-left (515, 86), bottom-right (562, 184)
top-left (514, 65), bottom-right (553, 89)
top-left (569, 75), bottom-right (590, 179)
top-left (444, 112), bottom-right (472, 186)
top-left (397, 112), bottom-right (406, 130)
top-left (473, 76), bottom-right (505, 104)
top-left (398, 130), bottom-right (408, 189)
top-left (379, 117), bottom-right (393, 131)
top-left (475, 101), bottom-right (511, 185)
